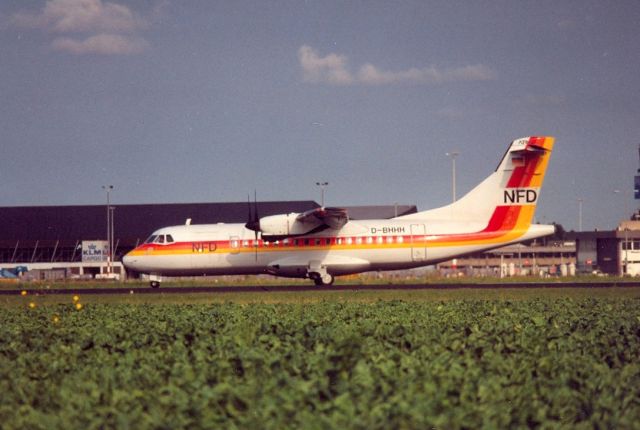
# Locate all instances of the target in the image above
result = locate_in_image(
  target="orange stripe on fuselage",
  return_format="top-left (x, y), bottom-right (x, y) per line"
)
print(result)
top-left (428, 205), bottom-right (529, 247)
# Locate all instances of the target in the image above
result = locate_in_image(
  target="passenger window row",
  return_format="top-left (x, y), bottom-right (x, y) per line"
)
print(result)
top-left (234, 236), bottom-right (406, 248)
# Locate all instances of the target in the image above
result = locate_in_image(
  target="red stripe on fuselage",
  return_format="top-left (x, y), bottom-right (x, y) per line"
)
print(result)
top-left (484, 205), bottom-right (520, 232)
top-left (429, 205), bottom-right (521, 244)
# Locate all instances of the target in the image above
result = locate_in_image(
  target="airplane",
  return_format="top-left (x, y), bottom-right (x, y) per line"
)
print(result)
top-left (123, 136), bottom-right (555, 288)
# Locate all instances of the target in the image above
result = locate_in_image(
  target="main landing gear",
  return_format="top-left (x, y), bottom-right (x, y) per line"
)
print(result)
top-left (307, 261), bottom-right (334, 286)
top-left (310, 272), bottom-right (334, 286)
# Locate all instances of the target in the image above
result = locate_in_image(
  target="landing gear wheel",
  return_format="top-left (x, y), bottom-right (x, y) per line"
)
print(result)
top-left (150, 281), bottom-right (161, 288)
top-left (312, 273), bottom-right (334, 286)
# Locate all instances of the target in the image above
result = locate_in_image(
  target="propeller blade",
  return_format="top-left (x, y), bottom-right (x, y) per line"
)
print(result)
top-left (246, 194), bottom-right (252, 224)
top-left (253, 189), bottom-right (259, 223)
top-left (244, 193), bottom-right (260, 232)
top-left (243, 191), bottom-right (261, 261)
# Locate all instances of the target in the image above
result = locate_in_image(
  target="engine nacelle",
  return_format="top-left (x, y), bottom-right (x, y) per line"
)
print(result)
top-left (258, 213), bottom-right (320, 237)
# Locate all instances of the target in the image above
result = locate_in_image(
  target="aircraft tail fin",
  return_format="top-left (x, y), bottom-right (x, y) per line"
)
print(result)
top-left (401, 136), bottom-right (555, 233)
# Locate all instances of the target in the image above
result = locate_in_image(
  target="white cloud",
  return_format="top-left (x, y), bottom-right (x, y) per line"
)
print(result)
top-left (357, 63), bottom-right (429, 85)
top-left (10, 0), bottom-right (153, 55)
top-left (52, 33), bottom-right (148, 55)
top-left (53, 0), bottom-right (140, 33)
top-left (298, 45), bottom-right (496, 86)
top-left (298, 45), bottom-right (353, 85)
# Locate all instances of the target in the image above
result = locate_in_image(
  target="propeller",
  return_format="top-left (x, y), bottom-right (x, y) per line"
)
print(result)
top-left (245, 191), bottom-right (260, 232)
top-left (245, 191), bottom-right (260, 261)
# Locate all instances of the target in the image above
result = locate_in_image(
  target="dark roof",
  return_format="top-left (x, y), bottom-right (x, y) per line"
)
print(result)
top-left (0, 202), bottom-right (417, 245)
top-left (566, 230), bottom-right (640, 240)
top-left (0, 201), bottom-right (319, 244)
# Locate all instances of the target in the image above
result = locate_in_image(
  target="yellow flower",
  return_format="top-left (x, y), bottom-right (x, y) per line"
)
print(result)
top-left (75, 303), bottom-right (83, 311)
top-left (72, 295), bottom-right (80, 303)
top-left (21, 290), bottom-right (28, 296)
top-left (28, 302), bottom-right (36, 309)
top-left (52, 315), bottom-right (60, 323)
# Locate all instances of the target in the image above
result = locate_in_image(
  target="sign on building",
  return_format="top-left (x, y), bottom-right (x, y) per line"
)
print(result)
top-left (82, 241), bottom-right (109, 262)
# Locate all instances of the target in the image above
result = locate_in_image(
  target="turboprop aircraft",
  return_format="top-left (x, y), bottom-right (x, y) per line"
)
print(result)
top-left (123, 136), bottom-right (555, 288)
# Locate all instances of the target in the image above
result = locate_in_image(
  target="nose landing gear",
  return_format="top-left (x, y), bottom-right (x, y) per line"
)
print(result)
top-left (149, 274), bottom-right (162, 288)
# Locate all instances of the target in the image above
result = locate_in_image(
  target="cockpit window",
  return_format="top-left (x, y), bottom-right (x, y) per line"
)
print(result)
top-left (144, 234), bottom-right (174, 244)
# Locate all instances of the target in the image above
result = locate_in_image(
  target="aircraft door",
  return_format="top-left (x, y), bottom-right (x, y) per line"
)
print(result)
top-left (410, 224), bottom-right (426, 261)
top-left (229, 235), bottom-right (241, 255)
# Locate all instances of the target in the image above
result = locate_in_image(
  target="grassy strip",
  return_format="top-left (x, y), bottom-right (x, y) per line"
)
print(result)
top-left (0, 274), bottom-right (635, 292)
top-left (5, 286), bottom-right (640, 307)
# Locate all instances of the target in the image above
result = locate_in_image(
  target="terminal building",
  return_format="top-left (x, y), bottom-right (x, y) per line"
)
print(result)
top-left (436, 217), bottom-right (640, 278)
top-left (436, 240), bottom-right (577, 277)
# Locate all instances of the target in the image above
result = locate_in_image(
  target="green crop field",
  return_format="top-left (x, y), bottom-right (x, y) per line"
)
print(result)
top-left (1, 293), bottom-right (639, 428)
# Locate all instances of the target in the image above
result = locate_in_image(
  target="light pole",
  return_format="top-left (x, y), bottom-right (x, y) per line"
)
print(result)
top-left (110, 206), bottom-right (116, 272)
top-left (446, 151), bottom-right (459, 202)
top-left (316, 182), bottom-right (328, 207)
top-left (102, 185), bottom-right (113, 275)
top-left (577, 198), bottom-right (583, 231)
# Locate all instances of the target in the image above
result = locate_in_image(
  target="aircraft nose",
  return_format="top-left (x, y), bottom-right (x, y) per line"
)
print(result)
top-left (122, 252), bottom-right (137, 270)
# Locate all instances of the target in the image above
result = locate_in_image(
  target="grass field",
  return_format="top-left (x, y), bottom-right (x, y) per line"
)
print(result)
top-left (1, 285), bottom-right (639, 428)
top-left (3, 283), bottom-right (640, 307)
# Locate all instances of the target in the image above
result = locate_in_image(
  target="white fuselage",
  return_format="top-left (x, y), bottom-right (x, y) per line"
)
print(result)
top-left (122, 219), bottom-right (554, 278)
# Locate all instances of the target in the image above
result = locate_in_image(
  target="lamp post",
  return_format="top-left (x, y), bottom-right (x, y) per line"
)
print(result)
top-left (446, 151), bottom-right (459, 202)
top-left (110, 206), bottom-right (116, 272)
top-left (577, 198), bottom-right (583, 231)
top-left (102, 185), bottom-right (113, 275)
top-left (316, 182), bottom-right (329, 207)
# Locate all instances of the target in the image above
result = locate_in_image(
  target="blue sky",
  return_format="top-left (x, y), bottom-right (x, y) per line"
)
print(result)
top-left (1, 0), bottom-right (639, 231)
